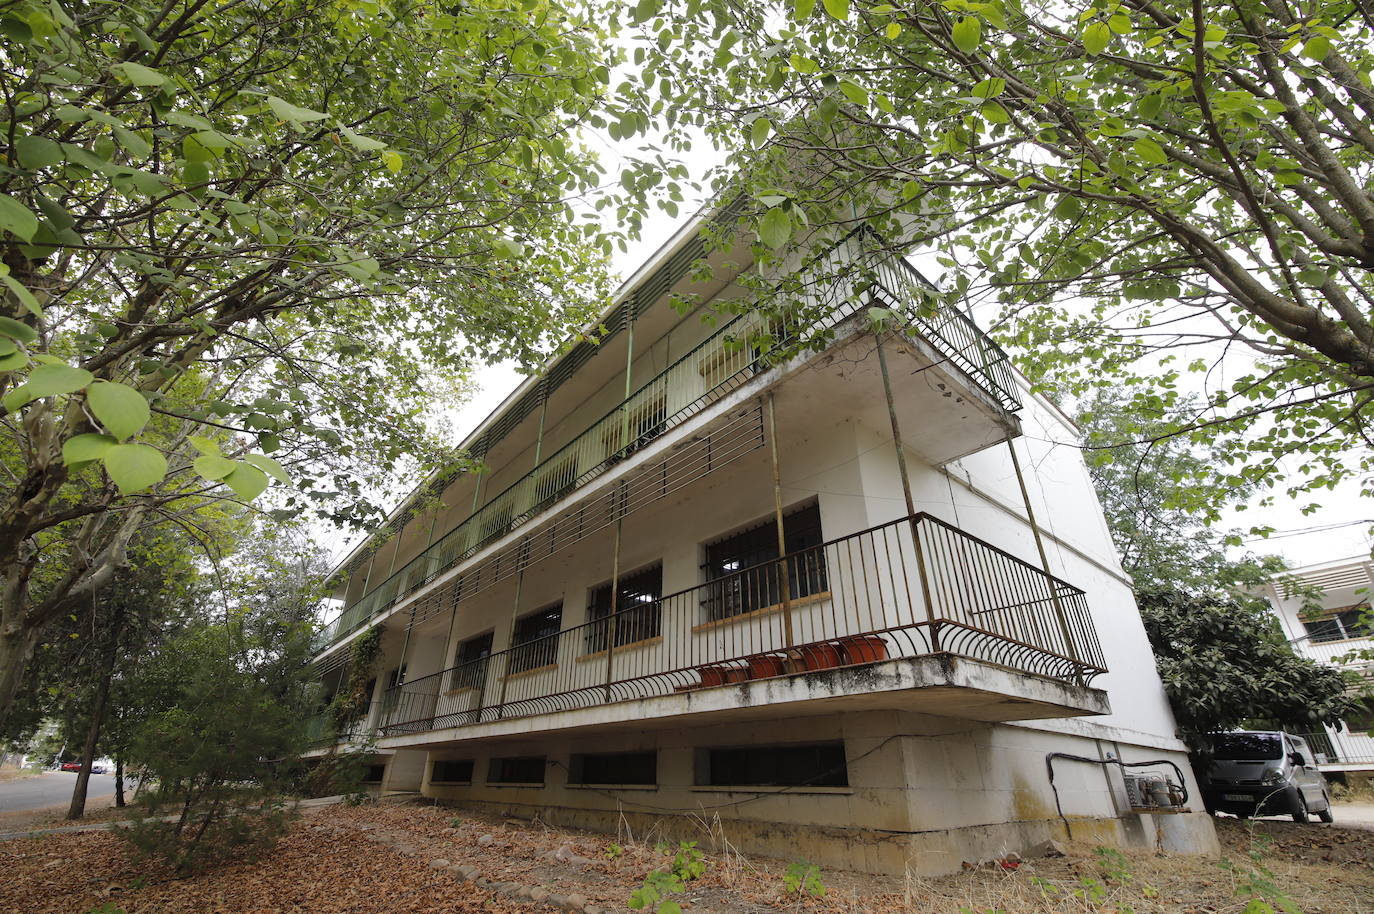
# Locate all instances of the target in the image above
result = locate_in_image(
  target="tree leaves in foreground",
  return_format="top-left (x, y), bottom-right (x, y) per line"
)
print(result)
top-left (617, 0), bottom-right (1374, 520)
top-left (0, 0), bottom-right (624, 716)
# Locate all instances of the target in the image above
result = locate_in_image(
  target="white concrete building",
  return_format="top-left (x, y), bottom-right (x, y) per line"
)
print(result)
top-left (1263, 557), bottom-right (1374, 784)
top-left (306, 219), bottom-right (1217, 873)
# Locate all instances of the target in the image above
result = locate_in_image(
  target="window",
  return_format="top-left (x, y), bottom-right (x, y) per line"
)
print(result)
top-left (586, 565), bottom-right (663, 652)
top-left (489, 756), bottom-right (546, 785)
top-left (362, 763), bottom-right (387, 783)
top-left (570, 751), bottom-right (657, 786)
top-left (509, 603), bottom-right (562, 673)
top-left (431, 759), bottom-right (474, 784)
top-left (1303, 605), bottom-right (1372, 642)
top-left (1343, 702), bottom-right (1374, 734)
top-left (450, 631), bottom-right (493, 691)
top-left (699, 742), bottom-right (847, 788)
top-left (702, 503), bottom-right (827, 621)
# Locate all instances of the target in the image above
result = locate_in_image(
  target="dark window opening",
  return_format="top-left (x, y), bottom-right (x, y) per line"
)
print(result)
top-left (431, 759), bottom-right (474, 783)
top-left (362, 763), bottom-right (387, 783)
top-left (700, 742), bottom-right (847, 788)
top-left (586, 565), bottom-right (663, 653)
top-left (451, 631), bottom-right (493, 691)
top-left (1343, 702), bottom-right (1374, 734)
top-left (702, 503), bottom-right (828, 621)
top-left (489, 756), bottom-right (546, 785)
top-left (1303, 605), bottom-right (1372, 643)
top-left (571, 751), bottom-right (657, 786)
top-left (509, 603), bottom-right (561, 674)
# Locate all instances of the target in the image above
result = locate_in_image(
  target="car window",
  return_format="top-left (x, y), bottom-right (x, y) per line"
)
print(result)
top-left (1212, 733), bottom-right (1283, 760)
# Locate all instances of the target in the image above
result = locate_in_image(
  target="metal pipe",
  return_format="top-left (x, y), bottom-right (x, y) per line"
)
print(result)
top-left (1004, 434), bottom-right (1083, 679)
top-left (767, 392), bottom-right (795, 648)
top-left (604, 482), bottom-right (626, 701)
top-left (875, 333), bottom-right (939, 651)
top-left (495, 561), bottom-right (526, 719)
top-left (533, 386), bottom-right (549, 467)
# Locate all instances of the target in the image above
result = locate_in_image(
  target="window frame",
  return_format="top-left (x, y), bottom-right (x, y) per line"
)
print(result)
top-left (585, 564), bottom-right (664, 653)
top-left (508, 602), bottom-right (563, 674)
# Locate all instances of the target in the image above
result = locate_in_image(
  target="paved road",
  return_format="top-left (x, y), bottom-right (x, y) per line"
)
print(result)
top-left (0, 772), bottom-right (116, 814)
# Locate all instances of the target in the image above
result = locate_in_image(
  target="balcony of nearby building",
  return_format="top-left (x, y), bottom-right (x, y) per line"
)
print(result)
top-left (362, 511), bottom-right (1108, 749)
top-left (314, 242), bottom-right (1022, 658)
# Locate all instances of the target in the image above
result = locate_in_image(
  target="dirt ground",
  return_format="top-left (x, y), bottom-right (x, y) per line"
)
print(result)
top-left (1, 801), bottom-right (1371, 914)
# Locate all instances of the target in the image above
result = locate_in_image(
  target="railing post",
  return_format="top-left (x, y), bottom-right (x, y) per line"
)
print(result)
top-left (767, 392), bottom-right (795, 648)
top-left (1004, 433), bottom-right (1083, 683)
top-left (604, 482), bottom-right (626, 702)
top-left (875, 333), bottom-right (940, 651)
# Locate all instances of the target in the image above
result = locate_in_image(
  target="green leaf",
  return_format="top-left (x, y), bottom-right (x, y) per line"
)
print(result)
top-left (492, 238), bottom-right (524, 259)
top-left (18, 363), bottom-right (94, 407)
top-left (750, 117), bottom-right (772, 148)
top-left (63, 433), bottom-right (116, 467)
top-left (822, 0), bottom-right (849, 21)
top-left (980, 101), bottom-right (1010, 124)
top-left (632, 0), bottom-right (660, 23)
top-left (341, 127), bottom-right (386, 151)
top-left (111, 61), bottom-right (169, 87)
top-left (0, 194), bottom-right (39, 242)
top-left (1138, 94), bottom-right (1164, 118)
top-left (951, 17), bottom-right (981, 53)
top-left (1134, 136), bottom-right (1169, 165)
top-left (189, 435), bottom-right (222, 456)
top-left (1083, 21), bottom-right (1111, 55)
top-left (381, 149), bottom-right (403, 172)
top-left (1107, 12), bottom-right (1133, 34)
top-left (223, 463), bottom-right (269, 501)
top-left (103, 443), bottom-right (167, 494)
top-left (1053, 195), bottom-right (1082, 219)
top-left (244, 453), bottom-right (290, 485)
top-left (1302, 36), bottom-right (1331, 60)
top-left (972, 77), bottom-right (1006, 99)
top-left (0, 348), bottom-right (27, 372)
top-left (0, 316), bottom-right (37, 343)
top-left (839, 81), bottom-right (868, 105)
top-left (794, 0), bottom-right (817, 20)
top-left (86, 380), bottom-right (150, 440)
top-left (16, 136), bottom-right (63, 169)
top-left (758, 207), bottom-right (792, 250)
top-left (817, 95), bottom-right (840, 124)
top-left (0, 267), bottom-right (42, 317)
top-left (266, 95), bottom-right (328, 124)
top-left (886, 21), bottom-right (902, 39)
top-left (194, 454), bottom-right (236, 481)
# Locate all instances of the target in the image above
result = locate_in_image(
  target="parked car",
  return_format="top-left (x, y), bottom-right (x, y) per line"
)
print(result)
top-left (1201, 730), bottom-right (1334, 823)
top-left (59, 761), bottom-right (83, 772)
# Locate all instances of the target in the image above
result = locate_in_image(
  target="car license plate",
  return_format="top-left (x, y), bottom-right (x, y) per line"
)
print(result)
top-left (1223, 793), bottom-right (1251, 802)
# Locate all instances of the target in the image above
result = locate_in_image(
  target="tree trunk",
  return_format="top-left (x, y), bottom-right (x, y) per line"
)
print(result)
top-left (115, 755), bottom-right (125, 808)
top-left (0, 623), bottom-right (41, 727)
top-left (66, 603), bottom-right (125, 820)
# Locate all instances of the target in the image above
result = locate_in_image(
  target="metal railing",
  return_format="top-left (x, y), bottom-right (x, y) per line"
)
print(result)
top-left (317, 247), bottom-right (1020, 652)
top-left (372, 512), bottom-right (1105, 738)
top-left (303, 704), bottom-right (375, 747)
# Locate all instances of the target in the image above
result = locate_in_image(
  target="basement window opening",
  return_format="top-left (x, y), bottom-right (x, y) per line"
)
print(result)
top-left (489, 756), bottom-right (546, 785)
top-left (431, 759), bottom-right (474, 784)
top-left (698, 741), bottom-right (847, 788)
top-left (570, 751), bottom-right (658, 786)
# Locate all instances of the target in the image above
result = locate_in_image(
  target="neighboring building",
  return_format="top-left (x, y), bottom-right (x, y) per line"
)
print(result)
top-left (1263, 556), bottom-right (1374, 785)
top-left (305, 218), bottom-right (1217, 874)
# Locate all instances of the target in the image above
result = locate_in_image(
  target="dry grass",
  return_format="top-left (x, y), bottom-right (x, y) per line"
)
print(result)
top-left (1, 802), bottom-right (1371, 914)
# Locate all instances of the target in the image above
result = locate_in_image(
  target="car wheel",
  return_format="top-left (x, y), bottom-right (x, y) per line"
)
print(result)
top-left (1291, 792), bottom-right (1309, 823)
top-left (1317, 793), bottom-right (1334, 824)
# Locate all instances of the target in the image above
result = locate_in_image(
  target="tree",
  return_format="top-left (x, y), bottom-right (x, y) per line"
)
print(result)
top-left (1140, 589), bottom-right (1356, 748)
top-left (1075, 392), bottom-right (1359, 745)
top-left (0, 0), bottom-right (627, 717)
top-left (615, 0), bottom-right (1374, 517)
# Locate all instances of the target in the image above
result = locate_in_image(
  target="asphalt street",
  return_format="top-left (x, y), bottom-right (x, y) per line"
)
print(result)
top-left (0, 771), bottom-right (117, 814)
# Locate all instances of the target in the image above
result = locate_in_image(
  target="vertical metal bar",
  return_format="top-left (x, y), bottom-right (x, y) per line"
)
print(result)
top-left (875, 333), bottom-right (939, 651)
top-left (767, 393), bottom-right (795, 648)
top-left (534, 386), bottom-right (549, 467)
top-left (1004, 434), bottom-right (1082, 679)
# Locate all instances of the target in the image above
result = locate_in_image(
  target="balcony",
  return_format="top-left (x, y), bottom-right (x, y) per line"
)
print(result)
top-left (369, 512), bottom-right (1108, 745)
top-left (316, 247), bottom-right (1021, 654)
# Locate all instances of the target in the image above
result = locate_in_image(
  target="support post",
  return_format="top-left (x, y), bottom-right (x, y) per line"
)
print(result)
top-left (766, 393), bottom-right (795, 648)
top-left (1004, 433), bottom-right (1083, 681)
top-left (619, 302), bottom-right (636, 453)
top-left (534, 387), bottom-right (549, 467)
top-left (603, 483), bottom-right (626, 702)
top-left (875, 333), bottom-right (939, 651)
top-left (495, 564), bottom-right (526, 719)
